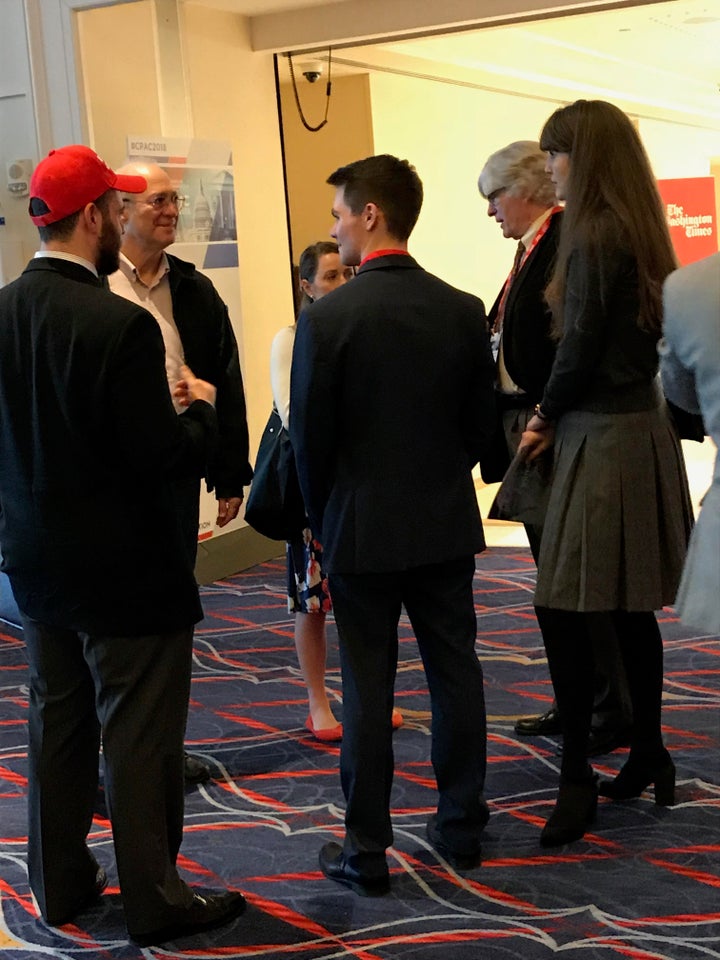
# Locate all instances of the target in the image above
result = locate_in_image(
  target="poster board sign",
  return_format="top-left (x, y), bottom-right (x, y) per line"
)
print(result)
top-left (126, 136), bottom-right (244, 547)
top-left (657, 177), bottom-right (717, 266)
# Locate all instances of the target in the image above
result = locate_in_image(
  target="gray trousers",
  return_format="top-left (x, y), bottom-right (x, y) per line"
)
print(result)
top-left (23, 616), bottom-right (196, 936)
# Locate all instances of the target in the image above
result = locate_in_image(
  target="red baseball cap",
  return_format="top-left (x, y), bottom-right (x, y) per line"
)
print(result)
top-left (28, 144), bottom-right (147, 227)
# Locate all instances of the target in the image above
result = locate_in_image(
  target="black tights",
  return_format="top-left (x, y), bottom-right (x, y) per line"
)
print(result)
top-left (535, 607), bottom-right (665, 781)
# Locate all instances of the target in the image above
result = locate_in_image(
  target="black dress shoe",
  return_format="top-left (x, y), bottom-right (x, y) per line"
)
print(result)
top-left (426, 815), bottom-right (481, 871)
top-left (318, 842), bottom-right (390, 896)
top-left (514, 707), bottom-right (561, 736)
top-left (586, 726), bottom-right (632, 757)
top-left (129, 891), bottom-right (246, 946)
top-left (184, 752), bottom-right (211, 784)
top-left (48, 867), bottom-right (109, 926)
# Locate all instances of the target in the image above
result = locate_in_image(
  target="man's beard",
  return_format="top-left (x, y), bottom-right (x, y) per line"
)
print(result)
top-left (96, 219), bottom-right (121, 276)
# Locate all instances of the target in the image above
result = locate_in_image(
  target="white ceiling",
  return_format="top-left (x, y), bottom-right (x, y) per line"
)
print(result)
top-left (201, 0), bottom-right (720, 127)
top-left (384, 1), bottom-right (720, 122)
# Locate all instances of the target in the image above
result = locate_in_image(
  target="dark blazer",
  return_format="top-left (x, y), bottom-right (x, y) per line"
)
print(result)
top-left (540, 211), bottom-right (660, 419)
top-left (0, 257), bottom-right (217, 635)
top-left (166, 254), bottom-right (253, 496)
top-left (489, 210), bottom-right (561, 403)
top-left (289, 254), bottom-right (495, 574)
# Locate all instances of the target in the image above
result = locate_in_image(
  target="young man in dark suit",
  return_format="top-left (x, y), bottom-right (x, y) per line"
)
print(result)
top-left (0, 145), bottom-right (245, 944)
top-left (290, 154), bottom-right (495, 893)
top-left (478, 140), bottom-right (632, 755)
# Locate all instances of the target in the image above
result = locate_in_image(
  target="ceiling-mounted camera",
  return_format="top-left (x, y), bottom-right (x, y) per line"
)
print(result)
top-left (299, 60), bottom-right (323, 83)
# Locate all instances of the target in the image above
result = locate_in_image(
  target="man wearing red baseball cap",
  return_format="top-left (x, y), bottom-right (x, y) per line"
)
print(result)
top-left (0, 145), bottom-right (246, 945)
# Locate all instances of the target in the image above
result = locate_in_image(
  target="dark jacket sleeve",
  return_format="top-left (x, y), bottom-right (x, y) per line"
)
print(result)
top-left (169, 257), bottom-right (253, 497)
top-left (207, 295), bottom-right (253, 496)
top-left (107, 308), bottom-right (218, 478)
top-left (501, 220), bottom-right (561, 403)
top-left (289, 308), bottom-right (335, 538)
top-left (462, 296), bottom-right (497, 468)
top-left (540, 221), bottom-right (641, 420)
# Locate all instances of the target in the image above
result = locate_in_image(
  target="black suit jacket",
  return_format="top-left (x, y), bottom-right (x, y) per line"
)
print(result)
top-left (289, 254), bottom-right (495, 574)
top-left (0, 257), bottom-right (217, 635)
top-left (488, 210), bottom-right (561, 403)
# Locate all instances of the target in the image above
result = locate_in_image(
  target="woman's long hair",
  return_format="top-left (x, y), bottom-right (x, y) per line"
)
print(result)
top-left (540, 100), bottom-right (676, 338)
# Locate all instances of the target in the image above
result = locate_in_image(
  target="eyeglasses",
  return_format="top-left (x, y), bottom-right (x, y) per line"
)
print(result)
top-left (487, 187), bottom-right (507, 209)
top-left (123, 192), bottom-right (186, 212)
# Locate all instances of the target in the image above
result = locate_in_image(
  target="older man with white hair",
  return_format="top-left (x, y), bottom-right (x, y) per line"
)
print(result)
top-left (478, 140), bottom-right (632, 755)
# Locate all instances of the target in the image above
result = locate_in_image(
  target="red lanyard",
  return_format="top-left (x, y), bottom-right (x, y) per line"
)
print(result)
top-left (506, 206), bottom-right (561, 285)
top-left (494, 207), bottom-right (562, 333)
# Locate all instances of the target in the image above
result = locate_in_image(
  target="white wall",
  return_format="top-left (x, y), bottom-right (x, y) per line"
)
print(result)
top-left (369, 71), bottom-right (560, 305)
top-left (0, 0), bottom-right (40, 283)
top-left (641, 118), bottom-right (720, 180)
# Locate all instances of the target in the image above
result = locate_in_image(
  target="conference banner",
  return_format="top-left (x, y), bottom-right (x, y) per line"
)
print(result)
top-left (657, 177), bottom-right (717, 266)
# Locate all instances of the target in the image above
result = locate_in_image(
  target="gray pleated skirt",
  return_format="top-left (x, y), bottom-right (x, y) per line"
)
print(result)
top-left (534, 401), bottom-right (693, 612)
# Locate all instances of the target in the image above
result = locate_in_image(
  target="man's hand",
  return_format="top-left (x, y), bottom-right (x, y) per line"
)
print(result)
top-left (173, 363), bottom-right (217, 408)
top-left (216, 496), bottom-right (243, 528)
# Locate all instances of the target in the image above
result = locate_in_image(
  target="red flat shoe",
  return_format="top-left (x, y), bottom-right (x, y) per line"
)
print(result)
top-left (391, 708), bottom-right (403, 730)
top-left (305, 715), bottom-right (343, 742)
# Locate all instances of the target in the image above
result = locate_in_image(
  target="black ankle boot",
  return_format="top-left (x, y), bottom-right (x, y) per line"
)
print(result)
top-left (598, 749), bottom-right (675, 806)
top-left (540, 774), bottom-right (598, 847)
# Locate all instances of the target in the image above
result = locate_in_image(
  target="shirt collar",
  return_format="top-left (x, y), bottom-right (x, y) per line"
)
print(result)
top-left (34, 250), bottom-right (98, 277)
top-left (118, 250), bottom-right (170, 288)
top-left (359, 248), bottom-right (411, 268)
top-left (520, 208), bottom-right (554, 250)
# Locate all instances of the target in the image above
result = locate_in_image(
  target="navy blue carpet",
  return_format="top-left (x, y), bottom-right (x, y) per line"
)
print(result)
top-left (1, 546), bottom-right (719, 959)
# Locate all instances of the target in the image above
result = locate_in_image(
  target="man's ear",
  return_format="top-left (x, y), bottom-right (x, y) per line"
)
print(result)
top-left (363, 202), bottom-right (381, 231)
top-left (82, 201), bottom-right (102, 236)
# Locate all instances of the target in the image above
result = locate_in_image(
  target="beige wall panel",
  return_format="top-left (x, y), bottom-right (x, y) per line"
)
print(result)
top-left (279, 73), bottom-right (374, 264)
top-left (181, 3), bottom-right (294, 449)
top-left (77, 1), bottom-right (160, 167)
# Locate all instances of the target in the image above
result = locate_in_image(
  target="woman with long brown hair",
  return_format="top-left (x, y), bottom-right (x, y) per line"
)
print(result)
top-left (519, 100), bottom-right (693, 846)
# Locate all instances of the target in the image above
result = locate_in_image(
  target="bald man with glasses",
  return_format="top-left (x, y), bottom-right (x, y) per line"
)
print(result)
top-left (109, 162), bottom-right (253, 783)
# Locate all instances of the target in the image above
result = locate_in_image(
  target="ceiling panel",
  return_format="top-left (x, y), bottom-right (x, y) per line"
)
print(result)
top-left (308, 0), bottom-right (716, 126)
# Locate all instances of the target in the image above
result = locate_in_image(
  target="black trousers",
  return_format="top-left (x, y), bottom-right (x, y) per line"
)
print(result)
top-left (329, 555), bottom-right (488, 862)
top-left (23, 617), bottom-right (196, 935)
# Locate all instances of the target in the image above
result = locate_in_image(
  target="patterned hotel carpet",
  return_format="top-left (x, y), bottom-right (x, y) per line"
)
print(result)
top-left (1, 546), bottom-right (720, 959)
